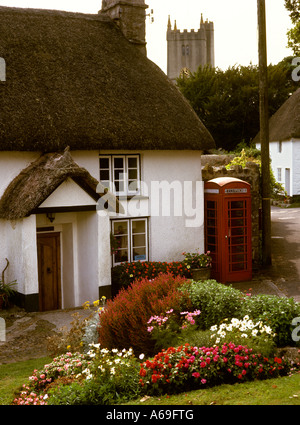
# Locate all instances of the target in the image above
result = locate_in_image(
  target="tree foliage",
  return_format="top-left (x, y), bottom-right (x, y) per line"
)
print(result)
top-left (285, 0), bottom-right (300, 55)
top-left (177, 60), bottom-right (298, 151)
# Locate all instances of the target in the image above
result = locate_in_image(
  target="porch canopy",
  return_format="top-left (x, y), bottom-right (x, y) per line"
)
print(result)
top-left (0, 147), bottom-right (122, 220)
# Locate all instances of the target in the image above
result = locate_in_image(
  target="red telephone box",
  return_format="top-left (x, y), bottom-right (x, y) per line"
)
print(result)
top-left (204, 177), bottom-right (252, 283)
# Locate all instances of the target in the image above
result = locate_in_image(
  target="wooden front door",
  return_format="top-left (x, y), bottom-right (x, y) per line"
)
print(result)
top-left (37, 232), bottom-right (61, 311)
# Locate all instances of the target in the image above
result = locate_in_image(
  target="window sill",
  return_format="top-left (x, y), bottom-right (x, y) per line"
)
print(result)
top-left (117, 195), bottom-right (149, 200)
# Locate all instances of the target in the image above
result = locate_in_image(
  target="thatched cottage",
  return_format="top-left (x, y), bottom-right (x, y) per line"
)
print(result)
top-left (255, 88), bottom-right (300, 197)
top-left (0, 2), bottom-right (214, 311)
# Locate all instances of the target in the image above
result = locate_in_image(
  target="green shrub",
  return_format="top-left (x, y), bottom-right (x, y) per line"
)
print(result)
top-left (179, 280), bottom-right (244, 330)
top-left (48, 346), bottom-right (141, 405)
top-left (240, 295), bottom-right (300, 347)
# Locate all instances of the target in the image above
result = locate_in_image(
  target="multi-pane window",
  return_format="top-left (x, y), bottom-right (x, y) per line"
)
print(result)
top-left (99, 154), bottom-right (140, 195)
top-left (277, 168), bottom-right (282, 182)
top-left (111, 218), bottom-right (148, 265)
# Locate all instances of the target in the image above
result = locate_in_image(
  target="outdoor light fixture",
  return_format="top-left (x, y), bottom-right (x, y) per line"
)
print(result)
top-left (46, 212), bottom-right (55, 223)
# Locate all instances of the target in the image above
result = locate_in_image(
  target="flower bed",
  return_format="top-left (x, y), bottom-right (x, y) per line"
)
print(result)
top-left (111, 261), bottom-right (192, 294)
top-left (138, 342), bottom-right (295, 395)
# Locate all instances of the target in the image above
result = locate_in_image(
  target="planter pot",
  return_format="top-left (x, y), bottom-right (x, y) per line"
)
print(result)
top-left (191, 268), bottom-right (211, 281)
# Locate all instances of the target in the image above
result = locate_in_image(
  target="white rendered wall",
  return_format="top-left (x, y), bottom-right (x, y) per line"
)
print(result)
top-left (292, 139), bottom-right (300, 195)
top-left (39, 178), bottom-right (97, 208)
top-left (101, 150), bottom-right (205, 263)
top-left (0, 152), bottom-right (39, 198)
top-left (0, 215), bottom-right (38, 296)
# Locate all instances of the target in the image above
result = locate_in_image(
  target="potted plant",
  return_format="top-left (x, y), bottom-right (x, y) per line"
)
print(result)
top-left (182, 251), bottom-right (212, 281)
top-left (0, 279), bottom-right (17, 309)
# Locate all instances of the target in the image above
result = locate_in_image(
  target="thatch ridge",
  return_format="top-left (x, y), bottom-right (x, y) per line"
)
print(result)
top-left (0, 147), bottom-right (120, 220)
top-left (0, 6), bottom-right (214, 151)
top-left (254, 88), bottom-right (300, 143)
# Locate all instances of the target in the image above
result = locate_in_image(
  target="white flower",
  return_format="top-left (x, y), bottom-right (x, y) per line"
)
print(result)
top-left (241, 333), bottom-right (248, 338)
top-left (251, 329), bottom-right (258, 336)
top-left (139, 353), bottom-right (145, 360)
top-left (112, 348), bottom-right (118, 353)
top-left (110, 367), bottom-right (116, 375)
top-left (231, 318), bottom-right (240, 327)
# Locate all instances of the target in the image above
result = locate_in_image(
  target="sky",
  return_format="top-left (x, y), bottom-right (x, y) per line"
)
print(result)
top-left (0, 0), bottom-right (294, 72)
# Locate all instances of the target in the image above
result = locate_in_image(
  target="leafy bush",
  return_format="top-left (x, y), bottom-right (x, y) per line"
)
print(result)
top-left (209, 316), bottom-right (276, 357)
top-left (111, 261), bottom-right (192, 294)
top-left (139, 343), bottom-right (294, 395)
top-left (179, 280), bottom-right (244, 330)
top-left (146, 308), bottom-right (201, 352)
top-left (179, 280), bottom-right (300, 347)
top-left (240, 295), bottom-right (300, 347)
top-left (98, 273), bottom-right (191, 355)
top-left (13, 347), bottom-right (142, 405)
top-left (48, 346), bottom-right (141, 405)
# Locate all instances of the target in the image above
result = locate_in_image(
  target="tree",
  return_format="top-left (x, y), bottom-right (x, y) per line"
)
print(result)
top-left (285, 0), bottom-right (300, 55)
top-left (177, 60), bottom-right (298, 151)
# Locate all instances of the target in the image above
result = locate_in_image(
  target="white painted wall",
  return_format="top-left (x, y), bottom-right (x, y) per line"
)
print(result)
top-left (257, 139), bottom-right (300, 196)
top-left (101, 150), bottom-right (205, 262)
top-left (0, 215), bottom-right (38, 296)
top-left (0, 149), bottom-right (204, 309)
top-left (0, 152), bottom-right (39, 197)
top-left (292, 139), bottom-right (300, 196)
top-left (39, 178), bottom-right (97, 208)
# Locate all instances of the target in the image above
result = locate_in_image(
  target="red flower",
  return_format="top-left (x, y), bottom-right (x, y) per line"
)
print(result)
top-left (139, 368), bottom-right (147, 377)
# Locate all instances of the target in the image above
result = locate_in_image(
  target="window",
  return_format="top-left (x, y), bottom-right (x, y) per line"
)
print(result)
top-left (186, 45), bottom-right (190, 55)
top-left (111, 218), bottom-right (148, 265)
top-left (182, 45), bottom-right (185, 56)
top-left (99, 154), bottom-right (140, 195)
top-left (278, 142), bottom-right (282, 153)
top-left (277, 168), bottom-right (282, 181)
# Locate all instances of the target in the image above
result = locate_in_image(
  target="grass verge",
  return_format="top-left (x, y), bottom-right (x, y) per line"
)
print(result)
top-left (0, 357), bottom-right (52, 405)
top-left (125, 373), bottom-right (300, 406)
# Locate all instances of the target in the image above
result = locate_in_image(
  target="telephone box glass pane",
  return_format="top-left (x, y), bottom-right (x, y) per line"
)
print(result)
top-left (228, 200), bottom-right (248, 273)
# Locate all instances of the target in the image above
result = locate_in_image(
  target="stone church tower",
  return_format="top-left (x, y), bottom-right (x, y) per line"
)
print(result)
top-left (167, 14), bottom-right (215, 82)
top-left (100, 0), bottom-right (148, 55)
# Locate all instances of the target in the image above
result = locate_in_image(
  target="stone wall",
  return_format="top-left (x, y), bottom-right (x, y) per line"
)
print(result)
top-left (202, 159), bottom-right (262, 268)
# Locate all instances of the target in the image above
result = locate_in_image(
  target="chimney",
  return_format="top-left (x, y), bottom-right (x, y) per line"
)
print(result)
top-left (100, 0), bottom-right (148, 55)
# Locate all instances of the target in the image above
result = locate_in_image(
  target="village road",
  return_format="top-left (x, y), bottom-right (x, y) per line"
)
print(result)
top-left (269, 206), bottom-right (300, 301)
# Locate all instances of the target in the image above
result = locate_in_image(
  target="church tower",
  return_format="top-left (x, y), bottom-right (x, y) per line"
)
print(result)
top-left (167, 14), bottom-right (215, 82)
top-left (100, 0), bottom-right (148, 55)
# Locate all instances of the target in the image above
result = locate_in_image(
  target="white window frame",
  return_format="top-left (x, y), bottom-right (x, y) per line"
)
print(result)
top-left (277, 168), bottom-right (282, 182)
top-left (99, 154), bottom-right (140, 196)
top-left (111, 218), bottom-right (148, 266)
top-left (99, 155), bottom-right (112, 191)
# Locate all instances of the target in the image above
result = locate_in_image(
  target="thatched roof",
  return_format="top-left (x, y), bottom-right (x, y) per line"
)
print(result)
top-left (0, 147), bottom-right (122, 220)
top-left (0, 6), bottom-right (215, 151)
top-left (254, 88), bottom-right (300, 143)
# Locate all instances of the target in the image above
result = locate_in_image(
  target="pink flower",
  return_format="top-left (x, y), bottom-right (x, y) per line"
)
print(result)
top-left (200, 362), bottom-right (206, 368)
top-left (201, 379), bottom-right (207, 384)
top-left (192, 372), bottom-right (200, 378)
